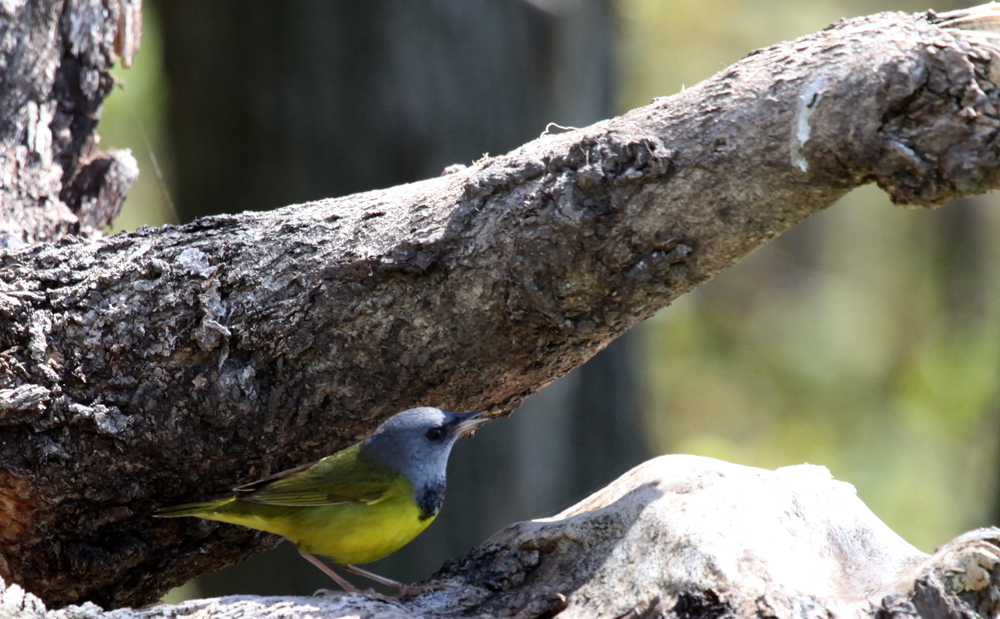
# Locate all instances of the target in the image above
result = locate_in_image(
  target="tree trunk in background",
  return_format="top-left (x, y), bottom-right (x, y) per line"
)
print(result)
top-left (933, 199), bottom-right (990, 330)
top-left (155, 0), bottom-right (646, 594)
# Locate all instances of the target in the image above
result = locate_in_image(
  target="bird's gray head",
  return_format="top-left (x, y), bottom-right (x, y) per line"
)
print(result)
top-left (361, 407), bottom-right (488, 519)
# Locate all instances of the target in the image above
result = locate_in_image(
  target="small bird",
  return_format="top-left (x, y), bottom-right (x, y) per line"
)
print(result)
top-left (155, 407), bottom-right (489, 594)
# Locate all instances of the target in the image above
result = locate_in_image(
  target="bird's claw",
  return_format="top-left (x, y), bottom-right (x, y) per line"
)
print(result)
top-left (397, 581), bottom-right (448, 596)
top-left (313, 586), bottom-right (383, 597)
top-left (313, 588), bottom-right (347, 597)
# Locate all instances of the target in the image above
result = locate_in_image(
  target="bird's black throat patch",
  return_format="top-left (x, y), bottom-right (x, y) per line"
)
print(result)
top-left (416, 478), bottom-right (445, 520)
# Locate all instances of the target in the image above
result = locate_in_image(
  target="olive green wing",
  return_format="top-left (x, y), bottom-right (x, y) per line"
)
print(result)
top-left (235, 444), bottom-right (394, 506)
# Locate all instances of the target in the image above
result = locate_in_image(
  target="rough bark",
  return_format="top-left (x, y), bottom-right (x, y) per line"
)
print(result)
top-left (3, 456), bottom-right (999, 619)
top-left (153, 0), bottom-right (644, 597)
top-left (3, 2), bottom-right (1000, 612)
top-left (0, 0), bottom-right (141, 247)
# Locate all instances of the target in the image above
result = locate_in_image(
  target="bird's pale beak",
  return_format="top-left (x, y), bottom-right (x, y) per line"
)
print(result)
top-left (452, 409), bottom-right (490, 439)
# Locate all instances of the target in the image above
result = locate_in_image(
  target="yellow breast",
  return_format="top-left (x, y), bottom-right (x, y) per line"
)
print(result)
top-left (198, 477), bottom-right (434, 566)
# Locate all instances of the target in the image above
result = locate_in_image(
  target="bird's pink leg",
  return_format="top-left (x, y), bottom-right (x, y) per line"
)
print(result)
top-left (298, 551), bottom-right (359, 593)
top-left (342, 564), bottom-right (424, 595)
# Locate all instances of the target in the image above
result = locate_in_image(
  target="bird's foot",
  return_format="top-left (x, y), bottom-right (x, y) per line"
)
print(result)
top-left (396, 581), bottom-right (448, 597)
top-left (313, 587), bottom-right (385, 598)
top-left (313, 588), bottom-right (348, 597)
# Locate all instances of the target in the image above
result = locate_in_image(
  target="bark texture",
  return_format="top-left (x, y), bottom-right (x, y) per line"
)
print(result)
top-left (3, 456), bottom-right (999, 619)
top-left (3, 2), bottom-right (1000, 612)
top-left (0, 0), bottom-right (141, 247)
top-left (153, 0), bottom-right (645, 597)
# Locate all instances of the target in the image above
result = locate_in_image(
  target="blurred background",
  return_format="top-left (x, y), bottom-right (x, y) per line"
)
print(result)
top-left (97, 0), bottom-right (999, 599)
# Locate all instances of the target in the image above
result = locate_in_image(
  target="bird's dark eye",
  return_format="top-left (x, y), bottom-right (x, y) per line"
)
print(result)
top-left (425, 426), bottom-right (445, 441)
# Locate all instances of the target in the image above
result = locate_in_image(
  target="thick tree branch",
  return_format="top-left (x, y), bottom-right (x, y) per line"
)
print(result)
top-left (3, 2), bottom-right (1000, 612)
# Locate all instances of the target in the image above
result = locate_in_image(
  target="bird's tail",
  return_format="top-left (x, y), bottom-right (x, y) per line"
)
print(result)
top-left (154, 497), bottom-right (235, 518)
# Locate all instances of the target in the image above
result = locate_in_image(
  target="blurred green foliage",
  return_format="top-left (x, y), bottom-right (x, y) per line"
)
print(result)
top-left (101, 6), bottom-right (175, 232)
top-left (622, 0), bottom-right (998, 551)
top-left (99, 0), bottom-right (997, 558)
top-left (619, 0), bottom-right (953, 109)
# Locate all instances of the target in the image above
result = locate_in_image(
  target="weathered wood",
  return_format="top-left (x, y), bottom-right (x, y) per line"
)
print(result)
top-left (0, 0), bottom-right (141, 247)
top-left (154, 1), bottom-right (640, 597)
top-left (3, 2), bottom-right (1000, 612)
top-left (3, 456), bottom-right (998, 619)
